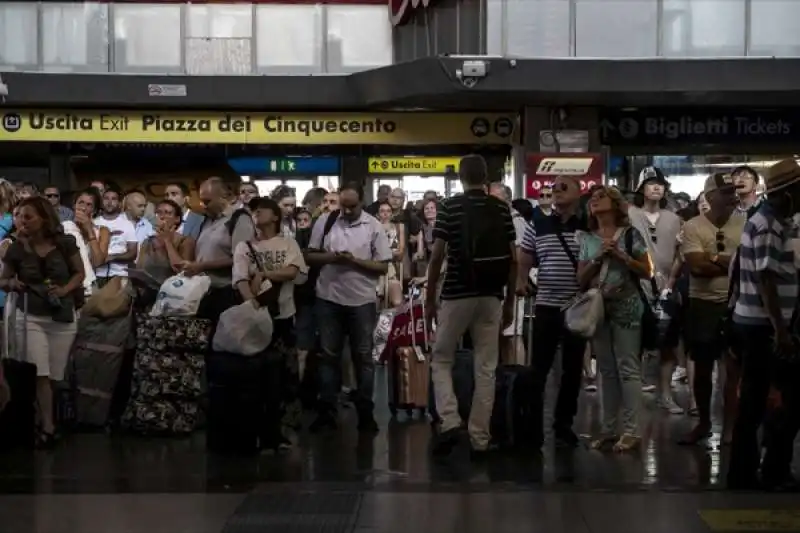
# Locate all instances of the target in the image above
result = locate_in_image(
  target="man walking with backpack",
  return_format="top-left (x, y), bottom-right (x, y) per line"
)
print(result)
top-left (426, 155), bottom-right (517, 458)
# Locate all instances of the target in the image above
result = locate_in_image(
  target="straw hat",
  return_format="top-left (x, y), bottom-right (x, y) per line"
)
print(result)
top-left (764, 158), bottom-right (800, 195)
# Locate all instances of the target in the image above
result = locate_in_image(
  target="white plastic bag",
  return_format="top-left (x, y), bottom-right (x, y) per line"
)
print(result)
top-left (212, 300), bottom-right (274, 356)
top-left (150, 274), bottom-right (211, 317)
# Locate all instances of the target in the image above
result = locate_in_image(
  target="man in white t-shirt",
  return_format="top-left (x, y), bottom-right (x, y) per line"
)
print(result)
top-left (93, 186), bottom-right (138, 286)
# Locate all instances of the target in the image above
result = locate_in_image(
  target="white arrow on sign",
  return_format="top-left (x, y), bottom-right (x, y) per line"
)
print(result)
top-left (599, 119), bottom-right (616, 139)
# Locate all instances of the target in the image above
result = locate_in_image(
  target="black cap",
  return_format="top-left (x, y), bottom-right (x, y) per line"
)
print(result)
top-left (636, 166), bottom-right (669, 191)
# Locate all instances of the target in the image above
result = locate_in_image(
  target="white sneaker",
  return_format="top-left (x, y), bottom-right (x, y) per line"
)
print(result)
top-left (659, 396), bottom-right (684, 414)
top-left (584, 382), bottom-right (597, 392)
top-left (641, 384), bottom-right (656, 393)
top-left (672, 367), bottom-right (688, 383)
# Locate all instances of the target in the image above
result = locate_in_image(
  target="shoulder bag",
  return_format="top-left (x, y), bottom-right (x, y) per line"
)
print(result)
top-left (562, 229), bottom-right (622, 338)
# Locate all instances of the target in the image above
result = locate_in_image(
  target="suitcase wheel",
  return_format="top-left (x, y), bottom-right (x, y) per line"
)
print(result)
top-left (389, 404), bottom-right (398, 417)
top-left (417, 407), bottom-right (426, 417)
top-left (406, 408), bottom-right (414, 418)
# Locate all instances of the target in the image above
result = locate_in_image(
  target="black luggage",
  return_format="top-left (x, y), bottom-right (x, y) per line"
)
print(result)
top-left (491, 364), bottom-right (540, 449)
top-left (0, 293), bottom-right (36, 451)
top-left (0, 359), bottom-right (36, 450)
top-left (205, 350), bottom-right (282, 455)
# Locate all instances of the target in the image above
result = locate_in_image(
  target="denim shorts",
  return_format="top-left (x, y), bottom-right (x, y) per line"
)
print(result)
top-left (294, 301), bottom-right (316, 351)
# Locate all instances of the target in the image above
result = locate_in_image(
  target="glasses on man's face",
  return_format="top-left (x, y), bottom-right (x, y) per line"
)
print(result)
top-left (45, 193), bottom-right (59, 199)
top-left (552, 182), bottom-right (569, 192)
top-left (715, 231), bottom-right (726, 253)
top-left (540, 193), bottom-right (552, 199)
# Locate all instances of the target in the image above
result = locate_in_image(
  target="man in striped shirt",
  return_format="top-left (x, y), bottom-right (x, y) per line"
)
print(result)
top-left (517, 175), bottom-right (587, 448)
top-left (426, 155), bottom-right (517, 458)
top-left (728, 158), bottom-right (800, 491)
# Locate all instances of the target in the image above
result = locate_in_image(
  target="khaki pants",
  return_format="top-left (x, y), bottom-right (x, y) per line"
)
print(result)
top-left (431, 297), bottom-right (502, 450)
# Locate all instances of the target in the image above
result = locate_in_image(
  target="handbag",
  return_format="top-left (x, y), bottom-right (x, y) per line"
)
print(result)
top-left (624, 228), bottom-right (662, 351)
top-left (81, 273), bottom-right (132, 319)
top-left (562, 262), bottom-right (609, 339)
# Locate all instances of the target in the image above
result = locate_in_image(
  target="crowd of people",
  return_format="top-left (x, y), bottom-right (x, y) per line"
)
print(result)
top-left (0, 156), bottom-right (796, 491)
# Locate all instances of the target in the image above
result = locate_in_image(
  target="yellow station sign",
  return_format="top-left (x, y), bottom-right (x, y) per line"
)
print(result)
top-left (368, 156), bottom-right (463, 174)
top-left (0, 110), bottom-right (516, 145)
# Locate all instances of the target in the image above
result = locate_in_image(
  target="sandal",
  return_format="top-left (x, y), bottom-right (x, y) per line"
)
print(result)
top-left (590, 434), bottom-right (618, 450)
top-left (612, 434), bottom-right (641, 453)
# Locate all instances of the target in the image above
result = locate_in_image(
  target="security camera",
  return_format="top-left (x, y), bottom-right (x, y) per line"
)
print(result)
top-left (454, 60), bottom-right (488, 89)
top-left (462, 60), bottom-right (487, 78)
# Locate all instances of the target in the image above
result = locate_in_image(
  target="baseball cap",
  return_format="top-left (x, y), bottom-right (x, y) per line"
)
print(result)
top-left (638, 166), bottom-right (668, 186)
top-left (703, 173), bottom-right (735, 195)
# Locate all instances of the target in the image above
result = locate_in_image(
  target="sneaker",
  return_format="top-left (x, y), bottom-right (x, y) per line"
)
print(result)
top-left (672, 367), bottom-right (688, 383)
top-left (554, 427), bottom-right (579, 448)
top-left (658, 396), bottom-right (684, 415)
top-left (584, 382), bottom-right (598, 392)
top-left (641, 384), bottom-right (657, 393)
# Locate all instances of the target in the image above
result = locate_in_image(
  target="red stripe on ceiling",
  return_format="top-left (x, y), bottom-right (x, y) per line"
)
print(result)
top-left (80, 0), bottom-right (388, 4)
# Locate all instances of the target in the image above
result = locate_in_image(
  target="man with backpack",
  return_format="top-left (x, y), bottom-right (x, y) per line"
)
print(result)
top-left (426, 155), bottom-right (517, 458)
top-left (187, 177), bottom-right (255, 320)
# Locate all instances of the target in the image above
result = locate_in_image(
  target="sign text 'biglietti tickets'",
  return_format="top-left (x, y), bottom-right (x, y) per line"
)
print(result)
top-left (0, 111), bottom-right (516, 145)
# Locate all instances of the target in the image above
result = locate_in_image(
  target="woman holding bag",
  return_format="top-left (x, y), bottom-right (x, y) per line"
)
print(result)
top-left (577, 186), bottom-right (651, 453)
top-left (232, 197), bottom-right (307, 451)
top-left (0, 197), bottom-right (85, 448)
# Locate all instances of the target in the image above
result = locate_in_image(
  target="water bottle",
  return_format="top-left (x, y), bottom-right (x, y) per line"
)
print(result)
top-left (44, 279), bottom-right (63, 309)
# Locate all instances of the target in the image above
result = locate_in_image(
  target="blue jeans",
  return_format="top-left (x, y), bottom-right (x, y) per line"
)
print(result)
top-left (316, 299), bottom-right (377, 412)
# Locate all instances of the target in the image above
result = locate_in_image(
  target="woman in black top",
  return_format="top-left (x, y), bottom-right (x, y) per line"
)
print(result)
top-left (0, 197), bottom-right (85, 448)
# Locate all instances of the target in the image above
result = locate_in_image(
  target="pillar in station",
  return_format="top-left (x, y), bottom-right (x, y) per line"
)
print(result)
top-left (340, 156), bottom-right (368, 189)
top-left (48, 153), bottom-right (73, 192)
top-left (483, 154), bottom-right (508, 184)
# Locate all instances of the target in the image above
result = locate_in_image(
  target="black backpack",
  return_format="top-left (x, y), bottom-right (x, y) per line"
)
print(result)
top-left (199, 208), bottom-right (250, 237)
top-left (460, 197), bottom-right (512, 292)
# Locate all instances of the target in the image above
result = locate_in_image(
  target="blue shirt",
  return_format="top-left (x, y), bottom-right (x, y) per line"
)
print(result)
top-left (0, 213), bottom-right (13, 308)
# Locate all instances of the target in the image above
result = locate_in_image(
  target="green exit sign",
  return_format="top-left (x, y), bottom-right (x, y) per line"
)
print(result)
top-left (267, 158), bottom-right (298, 173)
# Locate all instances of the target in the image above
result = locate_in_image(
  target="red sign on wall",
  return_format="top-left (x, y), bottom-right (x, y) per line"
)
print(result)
top-left (525, 153), bottom-right (604, 199)
top-left (390, 0), bottom-right (437, 26)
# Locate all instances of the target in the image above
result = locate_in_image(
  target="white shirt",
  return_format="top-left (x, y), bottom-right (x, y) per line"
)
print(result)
top-left (62, 221), bottom-right (97, 295)
top-left (93, 214), bottom-right (137, 278)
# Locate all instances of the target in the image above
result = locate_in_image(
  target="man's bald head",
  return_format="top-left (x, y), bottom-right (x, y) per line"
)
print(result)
top-left (488, 182), bottom-right (511, 203)
top-left (199, 177), bottom-right (232, 217)
top-left (124, 191), bottom-right (147, 221)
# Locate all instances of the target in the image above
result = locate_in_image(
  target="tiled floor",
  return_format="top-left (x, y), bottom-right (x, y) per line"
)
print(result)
top-left (0, 365), bottom-right (797, 533)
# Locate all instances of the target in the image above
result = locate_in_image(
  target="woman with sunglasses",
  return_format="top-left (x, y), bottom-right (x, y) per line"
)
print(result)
top-left (578, 186), bottom-right (652, 453)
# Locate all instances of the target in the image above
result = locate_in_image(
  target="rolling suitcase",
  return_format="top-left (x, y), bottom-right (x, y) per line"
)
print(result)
top-left (491, 297), bottom-right (541, 450)
top-left (387, 284), bottom-right (430, 419)
top-left (0, 293), bottom-right (37, 451)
